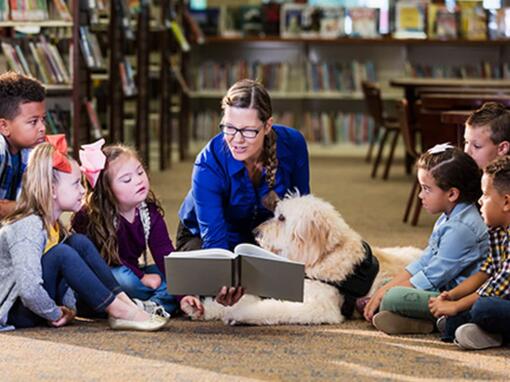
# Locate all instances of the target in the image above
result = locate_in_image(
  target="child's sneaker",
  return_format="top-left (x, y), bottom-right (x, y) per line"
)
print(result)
top-left (454, 323), bottom-right (503, 350)
top-left (436, 316), bottom-right (447, 336)
top-left (372, 311), bottom-right (434, 335)
top-left (133, 298), bottom-right (171, 319)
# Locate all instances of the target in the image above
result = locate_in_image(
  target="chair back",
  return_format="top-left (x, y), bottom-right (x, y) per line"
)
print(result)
top-left (361, 81), bottom-right (384, 127)
top-left (416, 100), bottom-right (458, 151)
top-left (397, 99), bottom-right (419, 159)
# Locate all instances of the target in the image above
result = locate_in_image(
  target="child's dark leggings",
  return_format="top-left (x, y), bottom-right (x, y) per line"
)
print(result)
top-left (7, 234), bottom-right (122, 328)
top-left (443, 296), bottom-right (510, 342)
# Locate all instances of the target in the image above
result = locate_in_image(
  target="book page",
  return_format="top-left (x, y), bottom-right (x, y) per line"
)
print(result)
top-left (170, 248), bottom-right (237, 260)
top-left (234, 243), bottom-right (302, 264)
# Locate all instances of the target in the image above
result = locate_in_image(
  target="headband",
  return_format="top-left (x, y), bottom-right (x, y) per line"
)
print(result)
top-left (428, 143), bottom-right (454, 155)
top-left (79, 138), bottom-right (106, 187)
top-left (45, 134), bottom-right (72, 173)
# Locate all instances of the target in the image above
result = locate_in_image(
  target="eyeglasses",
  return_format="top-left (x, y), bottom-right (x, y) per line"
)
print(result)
top-left (219, 123), bottom-right (264, 139)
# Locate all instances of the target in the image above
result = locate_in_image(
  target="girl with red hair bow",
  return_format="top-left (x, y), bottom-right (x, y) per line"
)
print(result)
top-left (0, 136), bottom-right (167, 332)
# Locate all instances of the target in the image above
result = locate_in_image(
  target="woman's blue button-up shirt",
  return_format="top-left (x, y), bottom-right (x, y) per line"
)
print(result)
top-left (179, 124), bottom-right (310, 250)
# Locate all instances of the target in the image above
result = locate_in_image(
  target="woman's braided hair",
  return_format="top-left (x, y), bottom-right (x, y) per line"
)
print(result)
top-left (221, 79), bottom-right (279, 211)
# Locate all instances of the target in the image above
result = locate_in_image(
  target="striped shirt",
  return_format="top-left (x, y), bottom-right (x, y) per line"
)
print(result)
top-left (477, 226), bottom-right (510, 298)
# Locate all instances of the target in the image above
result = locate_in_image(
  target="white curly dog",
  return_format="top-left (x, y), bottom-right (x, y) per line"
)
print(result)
top-left (181, 194), bottom-right (421, 325)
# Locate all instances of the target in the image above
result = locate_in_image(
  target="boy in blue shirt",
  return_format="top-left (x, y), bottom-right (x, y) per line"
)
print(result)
top-left (0, 72), bottom-right (46, 218)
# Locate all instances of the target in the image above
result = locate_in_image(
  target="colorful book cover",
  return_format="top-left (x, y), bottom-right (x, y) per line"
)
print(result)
top-left (459, 1), bottom-right (487, 40)
top-left (320, 6), bottom-right (344, 38)
top-left (280, 3), bottom-right (306, 38)
top-left (348, 7), bottom-right (379, 38)
top-left (393, 0), bottom-right (426, 39)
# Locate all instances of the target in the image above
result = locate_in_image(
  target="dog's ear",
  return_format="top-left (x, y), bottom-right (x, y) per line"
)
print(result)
top-left (292, 213), bottom-right (328, 267)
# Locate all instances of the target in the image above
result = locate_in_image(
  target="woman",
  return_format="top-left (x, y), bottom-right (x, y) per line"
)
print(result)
top-left (177, 78), bottom-right (310, 251)
top-left (177, 79), bottom-right (310, 305)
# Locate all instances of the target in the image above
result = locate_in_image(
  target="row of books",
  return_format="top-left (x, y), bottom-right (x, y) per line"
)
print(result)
top-left (0, 0), bottom-right (71, 22)
top-left (119, 57), bottom-right (136, 97)
top-left (190, 110), bottom-right (376, 146)
top-left (1, 37), bottom-right (70, 84)
top-left (189, 60), bottom-right (377, 94)
top-left (405, 61), bottom-right (510, 79)
top-left (79, 26), bottom-right (105, 70)
top-left (189, 1), bottom-right (510, 41)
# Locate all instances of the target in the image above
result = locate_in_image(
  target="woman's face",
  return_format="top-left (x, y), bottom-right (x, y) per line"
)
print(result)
top-left (222, 106), bottom-right (272, 164)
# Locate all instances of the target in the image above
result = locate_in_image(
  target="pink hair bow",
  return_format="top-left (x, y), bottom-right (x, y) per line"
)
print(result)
top-left (79, 138), bottom-right (106, 187)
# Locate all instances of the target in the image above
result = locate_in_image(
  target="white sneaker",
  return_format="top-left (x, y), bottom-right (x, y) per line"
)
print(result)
top-left (133, 298), bottom-right (171, 319)
top-left (436, 316), bottom-right (447, 335)
top-left (454, 323), bottom-right (503, 350)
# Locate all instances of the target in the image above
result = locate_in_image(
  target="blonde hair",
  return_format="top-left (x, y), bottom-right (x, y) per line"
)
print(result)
top-left (3, 143), bottom-right (69, 234)
top-left (222, 79), bottom-right (279, 211)
top-left (80, 144), bottom-right (162, 265)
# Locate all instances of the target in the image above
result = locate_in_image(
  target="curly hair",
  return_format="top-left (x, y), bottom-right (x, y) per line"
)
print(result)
top-left (484, 156), bottom-right (510, 195)
top-left (221, 79), bottom-right (279, 211)
top-left (79, 144), bottom-right (163, 265)
top-left (466, 102), bottom-right (510, 145)
top-left (0, 72), bottom-right (46, 120)
top-left (417, 146), bottom-right (482, 204)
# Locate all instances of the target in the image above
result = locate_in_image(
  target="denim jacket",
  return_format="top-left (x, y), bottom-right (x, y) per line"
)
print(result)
top-left (406, 202), bottom-right (489, 291)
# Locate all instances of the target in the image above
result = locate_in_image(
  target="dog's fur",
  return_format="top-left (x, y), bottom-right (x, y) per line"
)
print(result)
top-left (181, 194), bottom-right (421, 325)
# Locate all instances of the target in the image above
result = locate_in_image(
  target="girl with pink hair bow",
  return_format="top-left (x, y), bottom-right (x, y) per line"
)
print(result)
top-left (73, 141), bottom-right (178, 318)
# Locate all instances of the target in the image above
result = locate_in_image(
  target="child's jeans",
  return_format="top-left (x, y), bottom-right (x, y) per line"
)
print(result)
top-left (7, 234), bottom-right (122, 328)
top-left (110, 264), bottom-right (178, 315)
top-left (442, 296), bottom-right (510, 342)
top-left (380, 286), bottom-right (439, 320)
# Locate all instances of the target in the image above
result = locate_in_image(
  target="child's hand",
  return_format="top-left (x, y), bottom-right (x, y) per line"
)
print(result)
top-left (141, 273), bottom-right (162, 289)
top-left (180, 296), bottom-right (204, 319)
top-left (428, 298), bottom-right (458, 318)
top-left (437, 291), bottom-right (452, 301)
top-left (49, 306), bottom-right (76, 327)
top-left (364, 287), bottom-right (387, 321)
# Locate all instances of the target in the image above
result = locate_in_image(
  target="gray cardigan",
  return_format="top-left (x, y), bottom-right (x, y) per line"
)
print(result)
top-left (0, 215), bottom-right (76, 330)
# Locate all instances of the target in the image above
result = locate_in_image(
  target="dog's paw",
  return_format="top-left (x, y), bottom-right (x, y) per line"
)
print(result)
top-left (180, 300), bottom-right (204, 321)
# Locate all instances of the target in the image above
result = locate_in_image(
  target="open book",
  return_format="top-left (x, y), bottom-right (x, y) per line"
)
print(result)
top-left (165, 244), bottom-right (305, 302)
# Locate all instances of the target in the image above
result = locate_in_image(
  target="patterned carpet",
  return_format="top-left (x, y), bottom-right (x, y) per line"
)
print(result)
top-left (2, 152), bottom-right (508, 381)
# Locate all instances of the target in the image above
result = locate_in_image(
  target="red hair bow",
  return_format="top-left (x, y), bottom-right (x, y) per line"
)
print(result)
top-left (45, 134), bottom-right (72, 173)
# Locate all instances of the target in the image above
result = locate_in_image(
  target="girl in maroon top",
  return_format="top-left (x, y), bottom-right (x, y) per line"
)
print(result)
top-left (72, 142), bottom-right (178, 316)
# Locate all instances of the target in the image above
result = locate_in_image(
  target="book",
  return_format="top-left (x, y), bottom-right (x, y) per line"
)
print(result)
top-left (348, 7), bottom-right (379, 38)
top-left (280, 3), bottom-right (306, 38)
top-left (393, 0), bottom-right (427, 39)
top-left (320, 6), bottom-right (344, 39)
top-left (459, 1), bottom-right (487, 40)
top-left (165, 243), bottom-right (305, 302)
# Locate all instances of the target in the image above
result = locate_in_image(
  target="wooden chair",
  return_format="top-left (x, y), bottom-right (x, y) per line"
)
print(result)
top-left (361, 81), bottom-right (401, 180)
top-left (398, 99), bottom-right (422, 226)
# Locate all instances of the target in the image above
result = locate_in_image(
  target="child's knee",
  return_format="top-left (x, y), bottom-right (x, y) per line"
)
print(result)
top-left (66, 233), bottom-right (95, 250)
top-left (380, 286), bottom-right (413, 311)
top-left (471, 297), bottom-right (499, 322)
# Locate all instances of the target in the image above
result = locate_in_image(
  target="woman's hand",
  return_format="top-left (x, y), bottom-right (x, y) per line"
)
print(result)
top-left (49, 306), bottom-right (76, 327)
top-left (363, 287), bottom-right (387, 321)
top-left (141, 273), bottom-right (162, 289)
top-left (215, 286), bottom-right (244, 306)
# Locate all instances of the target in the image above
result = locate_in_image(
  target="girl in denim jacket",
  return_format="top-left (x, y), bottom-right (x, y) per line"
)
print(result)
top-left (364, 144), bottom-right (489, 335)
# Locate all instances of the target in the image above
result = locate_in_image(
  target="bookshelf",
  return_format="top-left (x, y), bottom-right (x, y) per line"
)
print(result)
top-left (0, 0), bottom-right (85, 155)
top-left (187, 35), bottom-right (510, 146)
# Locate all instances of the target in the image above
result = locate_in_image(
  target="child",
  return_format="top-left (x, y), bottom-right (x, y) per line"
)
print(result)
top-left (0, 72), bottom-right (47, 218)
top-left (464, 102), bottom-right (510, 170)
top-left (0, 136), bottom-right (167, 331)
top-left (72, 141), bottom-right (178, 317)
top-left (429, 155), bottom-right (510, 350)
top-left (364, 144), bottom-right (489, 334)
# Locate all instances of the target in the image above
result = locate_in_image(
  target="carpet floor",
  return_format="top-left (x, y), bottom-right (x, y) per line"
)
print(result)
top-left (2, 154), bottom-right (509, 381)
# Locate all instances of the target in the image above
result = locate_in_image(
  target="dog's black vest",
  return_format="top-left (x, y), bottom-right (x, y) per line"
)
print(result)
top-left (307, 241), bottom-right (379, 318)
